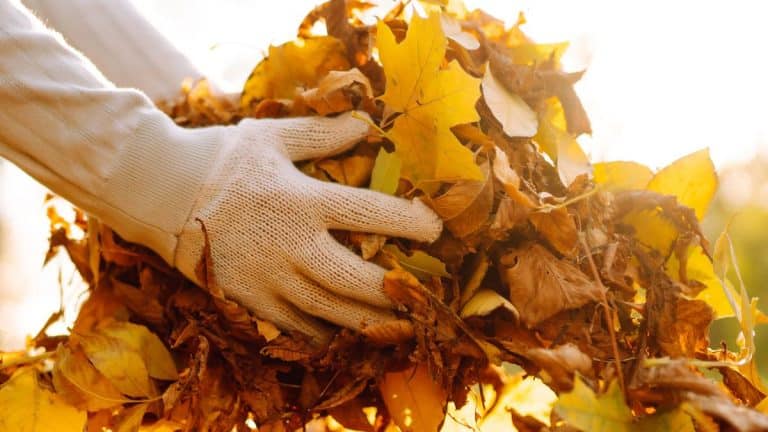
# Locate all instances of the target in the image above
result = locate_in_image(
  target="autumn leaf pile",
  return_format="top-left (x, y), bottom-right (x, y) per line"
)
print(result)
top-left (3, 1), bottom-right (768, 431)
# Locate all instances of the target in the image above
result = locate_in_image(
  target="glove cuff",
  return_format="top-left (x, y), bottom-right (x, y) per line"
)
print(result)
top-left (101, 113), bottom-right (229, 264)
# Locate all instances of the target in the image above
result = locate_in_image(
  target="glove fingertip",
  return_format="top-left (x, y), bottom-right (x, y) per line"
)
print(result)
top-left (411, 197), bottom-right (444, 243)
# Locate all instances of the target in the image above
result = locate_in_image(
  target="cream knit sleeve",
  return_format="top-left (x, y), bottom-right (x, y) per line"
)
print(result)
top-left (21, 0), bottom-right (202, 101)
top-left (0, 0), bottom-right (226, 263)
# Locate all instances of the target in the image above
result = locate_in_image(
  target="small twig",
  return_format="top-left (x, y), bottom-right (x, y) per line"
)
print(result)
top-left (578, 234), bottom-right (626, 398)
top-left (534, 186), bottom-right (599, 213)
top-left (0, 351), bottom-right (55, 370)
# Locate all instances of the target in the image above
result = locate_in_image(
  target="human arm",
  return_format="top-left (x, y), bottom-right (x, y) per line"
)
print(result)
top-left (21, 0), bottom-right (201, 101)
top-left (0, 0), bottom-right (442, 341)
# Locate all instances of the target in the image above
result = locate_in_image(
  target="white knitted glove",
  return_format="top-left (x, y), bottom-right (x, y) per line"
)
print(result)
top-left (173, 112), bottom-right (443, 341)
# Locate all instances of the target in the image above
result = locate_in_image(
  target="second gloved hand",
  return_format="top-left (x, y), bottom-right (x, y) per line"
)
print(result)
top-left (173, 112), bottom-right (443, 341)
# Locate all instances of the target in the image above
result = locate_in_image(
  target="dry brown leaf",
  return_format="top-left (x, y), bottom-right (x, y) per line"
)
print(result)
top-left (686, 393), bottom-right (768, 432)
top-left (317, 154), bottom-right (375, 187)
top-left (432, 161), bottom-right (494, 238)
top-left (529, 207), bottom-right (579, 256)
top-left (500, 243), bottom-right (603, 326)
top-left (657, 298), bottom-right (713, 358)
top-left (301, 68), bottom-right (373, 115)
top-left (525, 343), bottom-right (592, 391)
top-left (362, 319), bottom-right (415, 345)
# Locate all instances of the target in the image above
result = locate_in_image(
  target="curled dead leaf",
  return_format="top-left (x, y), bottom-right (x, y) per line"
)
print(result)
top-left (500, 243), bottom-right (603, 326)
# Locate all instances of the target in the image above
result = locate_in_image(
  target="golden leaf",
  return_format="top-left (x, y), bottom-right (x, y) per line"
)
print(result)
top-left (379, 364), bottom-right (447, 432)
top-left (593, 161), bottom-right (653, 191)
top-left (646, 149), bottom-right (718, 220)
top-left (94, 321), bottom-right (178, 381)
top-left (377, 12), bottom-right (482, 184)
top-left (52, 345), bottom-right (124, 411)
top-left (0, 367), bottom-right (87, 432)
top-left (79, 320), bottom-right (177, 398)
top-left (241, 36), bottom-right (349, 106)
top-left (79, 330), bottom-right (154, 398)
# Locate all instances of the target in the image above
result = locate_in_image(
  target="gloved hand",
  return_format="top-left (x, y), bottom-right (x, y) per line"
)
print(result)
top-left (173, 112), bottom-right (443, 341)
top-left (1, 0), bottom-right (441, 342)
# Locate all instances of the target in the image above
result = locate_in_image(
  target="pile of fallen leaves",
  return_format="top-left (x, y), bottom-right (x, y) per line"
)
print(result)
top-left (3, 1), bottom-right (768, 431)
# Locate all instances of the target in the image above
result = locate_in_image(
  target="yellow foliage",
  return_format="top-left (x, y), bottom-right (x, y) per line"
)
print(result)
top-left (646, 149), bottom-right (718, 220)
top-left (593, 161), bottom-right (653, 191)
top-left (0, 367), bottom-right (86, 432)
top-left (241, 37), bottom-right (350, 106)
top-left (377, 12), bottom-right (482, 184)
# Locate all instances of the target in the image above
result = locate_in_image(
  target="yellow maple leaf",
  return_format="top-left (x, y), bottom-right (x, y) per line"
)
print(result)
top-left (377, 12), bottom-right (482, 184)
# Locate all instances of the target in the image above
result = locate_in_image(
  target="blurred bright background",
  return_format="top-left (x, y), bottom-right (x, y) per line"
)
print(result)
top-left (2, 1), bottom-right (768, 371)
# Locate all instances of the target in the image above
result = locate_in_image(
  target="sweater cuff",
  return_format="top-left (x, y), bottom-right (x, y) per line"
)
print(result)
top-left (101, 113), bottom-right (226, 263)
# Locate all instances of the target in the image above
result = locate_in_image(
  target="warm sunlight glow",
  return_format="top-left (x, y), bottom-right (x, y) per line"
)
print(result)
top-left (1, 0), bottom-right (766, 349)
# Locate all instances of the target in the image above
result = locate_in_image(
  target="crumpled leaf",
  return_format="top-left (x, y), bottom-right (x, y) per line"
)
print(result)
top-left (482, 67), bottom-right (538, 137)
top-left (0, 367), bottom-right (87, 432)
top-left (317, 154), bottom-right (375, 187)
top-left (460, 289), bottom-right (519, 318)
top-left (241, 36), bottom-right (349, 106)
top-left (301, 67), bottom-right (373, 115)
top-left (431, 161), bottom-right (494, 238)
top-left (686, 393), bottom-right (768, 432)
top-left (379, 364), bottom-right (447, 432)
top-left (377, 12), bottom-right (482, 183)
top-left (656, 298), bottom-right (713, 358)
top-left (525, 343), bottom-right (592, 390)
top-left (500, 243), bottom-right (603, 326)
top-left (369, 148), bottom-right (401, 194)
